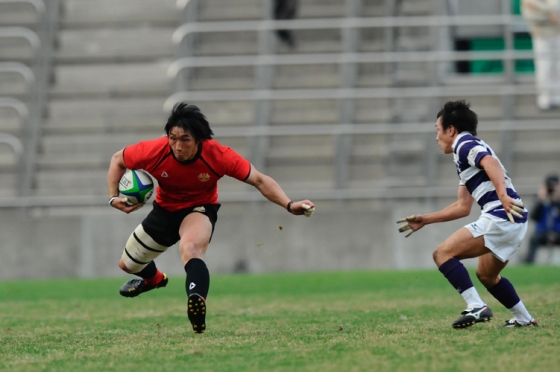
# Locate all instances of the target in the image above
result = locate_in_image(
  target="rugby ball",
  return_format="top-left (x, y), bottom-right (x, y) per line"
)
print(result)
top-left (119, 169), bottom-right (154, 205)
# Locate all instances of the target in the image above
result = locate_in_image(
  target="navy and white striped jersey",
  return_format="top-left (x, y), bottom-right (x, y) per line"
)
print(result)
top-left (452, 132), bottom-right (528, 223)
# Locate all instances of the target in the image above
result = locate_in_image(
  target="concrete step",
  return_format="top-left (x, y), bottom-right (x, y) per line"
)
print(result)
top-left (267, 135), bottom-right (335, 160)
top-left (194, 32), bottom-right (259, 56)
top-left (0, 70), bottom-right (32, 96)
top-left (44, 98), bottom-right (167, 134)
top-left (35, 169), bottom-right (108, 196)
top-left (0, 36), bottom-right (36, 62)
top-left (0, 143), bottom-right (19, 167)
top-left (270, 99), bottom-right (338, 124)
top-left (0, 1), bottom-right (42, 27)
top-left (299, 0), bottom-right (346, 18)
top-left (266, 162), bottom-right (334, 190)
top-left (0, 105), bottom-right (25, 134)
top-left (40, 133), bottom-right (154, 155)
top-left (61, 0), bottom-right (178, 27)
top-left (49, 61), bottom-right (171, 97)
top-left (55, 27), bottom-right (175, 63)
top-left (36, 153), bottom-right (109, 171)
top-left (362, 0), bottom-right (395, 17)
top-left (273, 64), bottom-right (339, 88)
top-left (353, 98), bottom-right (394, 123)
top-left (189, 66), bottom-right (255, 90)
top-left (0, 171), bottom-right (17, 196)
top-left (198, 0), bottom-right (262, 21)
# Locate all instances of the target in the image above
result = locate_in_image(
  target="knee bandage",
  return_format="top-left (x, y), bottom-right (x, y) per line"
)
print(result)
top-left (121, 224), bottom-right (169, 273)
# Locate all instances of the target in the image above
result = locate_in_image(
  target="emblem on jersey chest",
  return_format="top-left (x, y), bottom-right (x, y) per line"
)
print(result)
top-left (198, 173), bottom-right (210, 182)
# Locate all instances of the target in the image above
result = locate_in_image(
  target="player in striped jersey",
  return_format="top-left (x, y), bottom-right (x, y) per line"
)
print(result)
top-left (397, 100), bottom-right (538, 328)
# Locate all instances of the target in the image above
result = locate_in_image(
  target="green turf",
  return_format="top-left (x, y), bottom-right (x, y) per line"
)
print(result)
top-left (1, 266), bottom-right (559, 372)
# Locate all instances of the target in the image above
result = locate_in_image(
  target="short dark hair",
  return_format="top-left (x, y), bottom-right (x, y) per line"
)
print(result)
top-left (164, 102), bottom-right (213, 141)
top-left (436, 100), bottom-right (478, 136)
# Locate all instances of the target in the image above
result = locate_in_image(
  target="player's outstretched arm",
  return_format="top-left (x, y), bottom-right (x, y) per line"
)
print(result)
top-left (244, 165), bottom-right (315, 216)
top-left (396, 186), bottom-right (474, 237)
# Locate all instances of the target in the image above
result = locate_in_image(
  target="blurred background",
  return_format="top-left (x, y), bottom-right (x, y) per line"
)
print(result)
top-left (1, 0), bottom-right (559, 279)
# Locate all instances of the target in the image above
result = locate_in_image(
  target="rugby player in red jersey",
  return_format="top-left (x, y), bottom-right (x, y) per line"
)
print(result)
top-left (107, 102), bottom-right (315, 333)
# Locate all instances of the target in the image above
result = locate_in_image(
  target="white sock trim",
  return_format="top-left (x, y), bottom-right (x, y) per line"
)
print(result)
top-left (509, 301), bottom-right (533, 324)
top-left (461, 287), bottom-right (485, 309)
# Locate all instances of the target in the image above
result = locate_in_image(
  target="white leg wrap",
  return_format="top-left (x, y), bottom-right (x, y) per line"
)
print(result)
top-left (121, 224), bottom-right (169, 273)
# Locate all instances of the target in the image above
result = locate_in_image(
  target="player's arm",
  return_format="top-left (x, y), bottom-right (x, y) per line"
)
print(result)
top-left (107, 149), bottom-right (142, 213)
top-left (244, 164), bottom-right (315, 216)
top-left (397, 186), bottom-right (473, 237)
top-left (479, 155), bottom-right (524, 223)
top-left (423, 186), bottom-right (474, 224)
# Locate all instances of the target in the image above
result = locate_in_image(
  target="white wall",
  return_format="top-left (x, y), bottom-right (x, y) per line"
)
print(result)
top-left (0, 196), bottom-right (534, 280)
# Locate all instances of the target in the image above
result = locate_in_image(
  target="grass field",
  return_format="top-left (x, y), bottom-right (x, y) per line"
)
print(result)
top-left (1, 266), bottom-right (559, 372)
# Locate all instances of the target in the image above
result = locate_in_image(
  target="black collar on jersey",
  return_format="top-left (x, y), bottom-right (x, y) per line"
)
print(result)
top-left (170, 142), bottom-right (203, 164)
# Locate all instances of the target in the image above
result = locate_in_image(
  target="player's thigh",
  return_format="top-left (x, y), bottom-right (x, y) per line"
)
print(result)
top-left (476, 252), bottom-right (508, 288)
top-left (435, 227), bottom-right (489, 262)
top-left (178, 212), bottom-right (213, 261)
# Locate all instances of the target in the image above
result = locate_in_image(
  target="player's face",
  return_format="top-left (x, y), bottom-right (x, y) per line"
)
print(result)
top-left (168, 127), bottom-right (198, 161)
top-left (435, 117), bottom-right (454, 154)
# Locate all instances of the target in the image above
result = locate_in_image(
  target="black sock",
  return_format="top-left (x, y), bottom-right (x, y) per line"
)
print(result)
top-left (487, 277), bottom-right (521, 309)
top-left (438, 257), bottom-right (474, 294)
top-left (184, 258), bottom-right (210, 300)
top-left (135, 261), bottom-right (157, 279)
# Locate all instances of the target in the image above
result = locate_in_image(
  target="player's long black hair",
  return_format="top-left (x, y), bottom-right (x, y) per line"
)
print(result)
top-left (436, 100), bottom-right (478, 136)
top-left (165, 102), bottom-right (214, 141)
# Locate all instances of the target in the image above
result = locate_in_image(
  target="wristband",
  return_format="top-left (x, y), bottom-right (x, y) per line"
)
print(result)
top-left (109, 196), bottom-right (119, 206)
top-left (286, 200), bottom-right (293, 213)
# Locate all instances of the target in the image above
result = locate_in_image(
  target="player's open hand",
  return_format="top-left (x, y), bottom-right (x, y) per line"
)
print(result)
top-left (290, 200), bottom-right (315, 217)
top-left (110, 197), bottom-right (144, 214)
top-left (396, 214), bottom-right (424, 238)
top-left (504, 200), bottom-right (525, 224)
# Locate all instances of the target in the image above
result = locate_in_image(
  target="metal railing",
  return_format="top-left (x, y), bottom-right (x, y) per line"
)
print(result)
top-left (167, 10), bottom-right (544, 192)
top-left (0, 0), bottom-right (46, 15)
top-left (0, 61), bottom-right (35, 93)
top-left (172, 15), bottom-right (528, 46)
top-left (0, 132), bottom-right (24, 163)
top-left (0, 97), bottom-right (30, 123)
top-left (0, 0), bottom-right (56, 202)
top-left (2, 4), bottom-right (556, 209)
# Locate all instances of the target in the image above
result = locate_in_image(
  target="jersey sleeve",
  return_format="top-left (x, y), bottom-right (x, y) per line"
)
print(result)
top-left (457, 140), bottom-right (491, 169)
top-left (222, 146), bottom-right (251, 181)
top-left (122, 140), bottom-right (152, 170)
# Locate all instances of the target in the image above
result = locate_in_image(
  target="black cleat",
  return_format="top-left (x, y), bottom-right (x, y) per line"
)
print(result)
top-left (188, 294), bottom-right (206, 334)
top-left (503, 318), bottom-right (538, 328)
top-left (119, 273), bottom-right (168, 298)
top-left (452, 306), bottom-right (493, 329)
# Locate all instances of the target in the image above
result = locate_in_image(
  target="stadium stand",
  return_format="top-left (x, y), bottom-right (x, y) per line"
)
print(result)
top-left (3, 0), bottom-right (560, 277)
top-left (0, 0), bottom-right (46, 196)
top-left (1, 0), bottom-right (559, 204)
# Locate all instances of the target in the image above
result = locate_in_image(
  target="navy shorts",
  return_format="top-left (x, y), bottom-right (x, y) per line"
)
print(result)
top-left (141, 201), bottom-right (221, 247)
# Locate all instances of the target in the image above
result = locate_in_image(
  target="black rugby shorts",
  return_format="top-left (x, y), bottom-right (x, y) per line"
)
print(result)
top-left (141, 201), bottom-right (221, 247)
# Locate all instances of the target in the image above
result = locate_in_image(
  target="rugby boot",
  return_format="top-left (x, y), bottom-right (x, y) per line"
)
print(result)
top-left (119, 273), bottom-right (168, 298)
top-left (503, 318), bottom-right (538, 328)
top-left (452, 305), bottom-right (493, 328)
top-left (188, 293), bottom-right (207, 334)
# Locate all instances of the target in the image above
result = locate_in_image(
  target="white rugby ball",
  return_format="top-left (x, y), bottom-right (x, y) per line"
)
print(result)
top-left (118, 169), bottom-right (154, 205)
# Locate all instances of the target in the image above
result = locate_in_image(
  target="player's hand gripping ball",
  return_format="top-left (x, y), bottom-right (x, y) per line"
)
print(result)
top-left (119, 169), bottom-right (154, 205)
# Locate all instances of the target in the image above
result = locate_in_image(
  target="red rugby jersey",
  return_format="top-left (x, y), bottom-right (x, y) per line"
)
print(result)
top-left (123, 136), bottom-right (251, 211)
